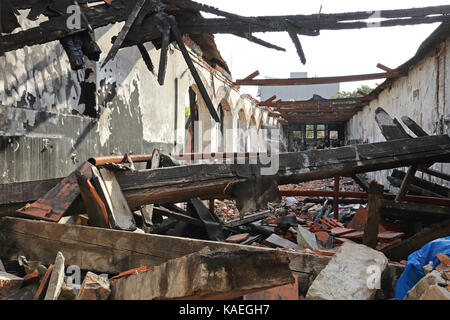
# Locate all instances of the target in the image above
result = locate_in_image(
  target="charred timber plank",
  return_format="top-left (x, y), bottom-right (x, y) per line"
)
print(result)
top-left (392, 169), bottom-right (450, 197)
top-left (110, 248), bottom-right (294, 300)
top-left (140, 149), bottom-right (162, 228)
top-left (380, 200), bottom-right (450, 217)
top-left (0, 178), bottom-right (61, 206)
top-left (277, 135), bottom-right (450, 184)
top-left (381, 218), bottom-right (450, 261)
top-left (224, 210), bottom-right (271, 228)
top-left (156, 18), bottom-right (170, 85)
top-left (101, 0), bottom-right (148, 68)
top-left (285, 21), bottom-right (306, 64)
top-left (351, 174), bottom-right (370, 192)
top-left (169, 18), bottom-right (220, 123)
top-left (2, 2), bottom-right (134, 53)
top-left (401, 116), bottom-right (429, 137)
top-left (1, 136), bottom-right (450, 216)
top-left (375, 107), bottom-right (410, 141)
top-left (15, 162), bottom-right (93, 222)
top-left (418, 167), bottom-right (450, 182)
top-left (395, 165), bottom-right (418, 202)
top-left (233, 32), bottom-right (286, 52)
top-left (116, 163), bottom-right (245, 207)
top-left (387, 176), bottom-right (445, 198)
top-left (5, 4), bottom-right (450, 54)
top-left (178, 15), bottom-right (450, 36)
top-left (153, 206), bottom-right (204, 227)
top-left (137, 44), bottom-right (155, 73)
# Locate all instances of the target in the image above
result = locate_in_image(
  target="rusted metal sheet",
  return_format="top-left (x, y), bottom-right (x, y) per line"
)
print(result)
top-left (16, 162), bottom-right (92, 222)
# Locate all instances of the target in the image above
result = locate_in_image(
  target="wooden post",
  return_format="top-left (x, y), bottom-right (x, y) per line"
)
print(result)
top-left (363, 181), bottom-right (384, 249)
top-left (333, 176), bottom-right (340, 219)
top-left (209, 198), bottom-right (215, 214)
top-left (395, 165), bottom-right (418, 202)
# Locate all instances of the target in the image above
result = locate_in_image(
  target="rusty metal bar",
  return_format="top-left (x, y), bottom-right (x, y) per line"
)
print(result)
top-left (333, 176), bottom-right (340, 218)
top-left (171, 152), bottom-right (262, 161)
top-left (88, 154), bottom-right (153, 166)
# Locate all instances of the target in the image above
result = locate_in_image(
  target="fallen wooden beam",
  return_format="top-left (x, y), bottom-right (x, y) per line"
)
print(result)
top-left (15, 162), bottom-right (93, 222)
top-left (380, 200), bottom-right (450, 218)
top-left (401, 116), bottom-right (429, 137)
top-left (223, 210), bottom-right (270, 228)
top-left (382, 219), bottom-right (450, 261)
top-left (3, 135), bottom-right (450, 220)
top-left (110, 248), bottom-right (294, 300)
top-left (395, 165), bottom-right (418, 202)
top-left (391, 169), bottom-right (450, 197)
top-left (418, 167), bottom-right (450, 182)
top-left (375, 107), bottom-right (410, 141)
top-left (153, 206), bottom-right (204, 227)
top-left (387, 176), bottom-right (445, 198)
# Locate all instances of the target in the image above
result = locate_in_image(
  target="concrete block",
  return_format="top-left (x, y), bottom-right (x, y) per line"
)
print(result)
top-left (77, 272), bottom-right (111, 300)
top-left (404, 270), bottom-right (446, 300)
top-left (297, 225), bottom-right (318, 250)
top-left (306, 242), bottom-right (388, 300)
top-left (0, 271), bottom-right (23, 299)
top-left (44, 251), bottom-right (65, 300)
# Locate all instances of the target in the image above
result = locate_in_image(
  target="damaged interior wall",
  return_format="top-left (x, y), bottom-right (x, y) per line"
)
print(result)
top-left (346, 35), bottom-right (450, 188)
top-left (0, 10), bottom-right (283, 184)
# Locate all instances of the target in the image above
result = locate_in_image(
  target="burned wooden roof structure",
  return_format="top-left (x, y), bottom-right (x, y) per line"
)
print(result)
top-left (1, 1), bottom-right (450, 124)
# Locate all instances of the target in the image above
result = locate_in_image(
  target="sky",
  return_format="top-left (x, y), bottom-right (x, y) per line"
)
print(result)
top-left (196, 0), bottom-right (449, 97)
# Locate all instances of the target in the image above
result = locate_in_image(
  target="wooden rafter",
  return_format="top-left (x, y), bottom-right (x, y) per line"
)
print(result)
top-left (259, 96), bottom-right (375, 107)
top-left (235, 72), bottom-right (404, 86)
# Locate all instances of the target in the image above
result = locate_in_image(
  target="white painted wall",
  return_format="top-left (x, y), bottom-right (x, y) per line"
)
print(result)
top-left (346, 38), bottom-right (450, 188)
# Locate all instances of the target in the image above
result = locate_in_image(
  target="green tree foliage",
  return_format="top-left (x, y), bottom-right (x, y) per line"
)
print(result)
top-left (332, 84), bottom-right (375, 99)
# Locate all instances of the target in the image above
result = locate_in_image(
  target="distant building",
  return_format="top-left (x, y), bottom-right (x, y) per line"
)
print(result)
top-left (257, 72), bottom-right (340, 101)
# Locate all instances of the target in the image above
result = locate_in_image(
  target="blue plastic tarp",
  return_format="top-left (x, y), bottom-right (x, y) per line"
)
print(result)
top-left (395, 236), bottom-right (450, 300)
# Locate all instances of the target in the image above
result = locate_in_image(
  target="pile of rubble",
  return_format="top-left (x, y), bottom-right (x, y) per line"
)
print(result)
top-left (0, 110), bottom-right (449, 300)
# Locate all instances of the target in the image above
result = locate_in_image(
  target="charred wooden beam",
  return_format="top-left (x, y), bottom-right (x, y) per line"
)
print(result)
top-left (401, 116), bottom-right (430, 137)
top-left (395, 165), bottom-right (418, 202)
top-left (137, 43), bottom-right (155, 73)
top-left (3, 3), bottom-right (449, 55)
top-left (233, 32), bottom-right (286, 52)
top-left (387, 176), bottom-right (445, 198)
top-left (156, 16), bottom-right (171, 85)
top-left (168, 16), bottom-right (220, 122)
top-left (285, 20), bottom-right (306, 64)
top-left (15, 162), bottom-right (93, 222)
top-left (380, 199), bottom-right (450, 218)
top-left (375, 107), bottom-right (411, 141)
top-left (381, 218), bottom-right (450, 261)
top-left (391, 169), bottom-right (450, 198)
top-left (101, 0), bottom-right (150, 68)
top-left (351, 174), bottom-right (370, 193)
